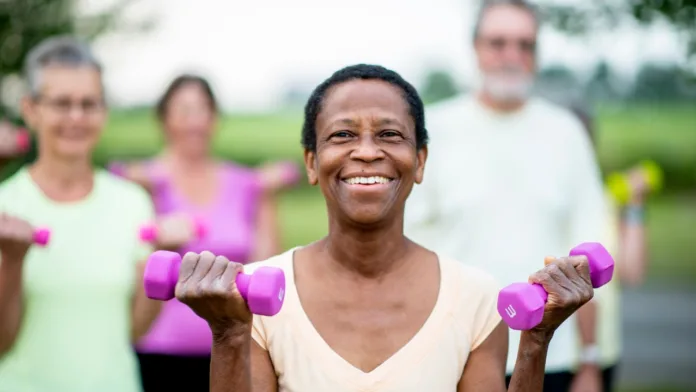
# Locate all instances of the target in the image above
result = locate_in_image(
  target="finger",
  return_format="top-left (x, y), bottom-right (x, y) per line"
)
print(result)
top-left (528, 269), bottom-right (566, 297)
top-left (217, 260), bottom-right (244, 295)
top-left (206, 256), bottom-right (229, 283)
top-left (567, 255), bottom-right (592, 285)
top-left (543, 256), bottom-right (555, 266)
top-left (189, 251), bottom-right (216, 286)
top-left (178, 252), bottom-right (201, 284)
top-left (541, 259), bottom-right (576, 292)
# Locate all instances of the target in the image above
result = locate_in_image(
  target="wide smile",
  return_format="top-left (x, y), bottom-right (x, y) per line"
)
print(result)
top-left (340, 175), bottom-right (395, 190)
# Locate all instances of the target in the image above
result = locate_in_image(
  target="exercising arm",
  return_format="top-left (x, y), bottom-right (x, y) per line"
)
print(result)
top-left (250, 193), bottom-right (281, 261)
top-left (617, 199), bottom-right (648, 286)
top-left (0, 255), bottom-right (24, 356)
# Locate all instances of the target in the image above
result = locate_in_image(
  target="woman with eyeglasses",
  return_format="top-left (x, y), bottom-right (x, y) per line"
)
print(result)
top-left (112, 75), bottom-right (285, 391)
top-left (0, 36), bottom-right (161, 392)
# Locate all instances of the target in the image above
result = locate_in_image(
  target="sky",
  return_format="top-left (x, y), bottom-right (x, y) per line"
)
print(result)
top-left (83, 0), bottom-right (685, 111)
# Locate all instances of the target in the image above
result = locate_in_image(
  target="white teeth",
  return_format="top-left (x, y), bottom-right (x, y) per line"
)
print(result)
top-left (344, 176), bottom-right (392, 185)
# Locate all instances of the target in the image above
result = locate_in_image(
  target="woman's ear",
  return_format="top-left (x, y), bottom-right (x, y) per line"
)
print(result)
top-left (414, 145), bottom-right (428, 185)
top-left (303, 148), bottom-right (318, 186)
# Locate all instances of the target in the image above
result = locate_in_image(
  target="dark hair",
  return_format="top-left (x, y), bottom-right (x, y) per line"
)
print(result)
top-left (301, 64), bottom-right (428, 152)
top-left (472, 0), bottom-right (539, 41)
top-left (156, 74), bottom-right (218, 120)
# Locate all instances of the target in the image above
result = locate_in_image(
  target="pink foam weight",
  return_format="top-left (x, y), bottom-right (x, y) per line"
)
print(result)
top-left (139, 217), bottom-right (208, 243)
top-left (32, 228), bottom-right (51, 247)
top-left (497, 242), bottom-right (615, 330)
top-left (15, 130), bottom-right (30, 153)
top-left (143, 251), bottom-right (286, 316)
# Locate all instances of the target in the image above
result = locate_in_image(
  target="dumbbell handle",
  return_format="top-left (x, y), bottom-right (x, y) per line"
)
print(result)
top-left (33, 228), bottom-right (50, 247)
top-left (158, 258), bottom-right (252, 301)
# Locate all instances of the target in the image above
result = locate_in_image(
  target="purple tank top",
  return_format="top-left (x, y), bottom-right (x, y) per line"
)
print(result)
top-left (135, 161), bottom-right (263, 356)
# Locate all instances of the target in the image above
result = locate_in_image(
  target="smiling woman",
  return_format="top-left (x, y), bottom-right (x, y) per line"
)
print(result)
top-left (164, 64), bottom-right (598, 392)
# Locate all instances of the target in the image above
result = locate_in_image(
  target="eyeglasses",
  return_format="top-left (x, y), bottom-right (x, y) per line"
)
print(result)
top-left (35, 96), bottom-right (105, 115)
top-left (480, 37), bottom-right (537, 54)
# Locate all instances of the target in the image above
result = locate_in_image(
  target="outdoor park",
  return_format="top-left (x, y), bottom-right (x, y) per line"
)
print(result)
top-left (1, 0), bottom-right (695, 391)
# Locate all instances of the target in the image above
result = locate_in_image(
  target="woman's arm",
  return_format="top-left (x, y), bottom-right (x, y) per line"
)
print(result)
top-left (0, 256), bottom-right (24, 356)
top-left (617, 202), bottom-right (648, 286)
top-left (130, 259), bottom-right (163, 340)
top-left (250, 193), bottom-right (282, 261)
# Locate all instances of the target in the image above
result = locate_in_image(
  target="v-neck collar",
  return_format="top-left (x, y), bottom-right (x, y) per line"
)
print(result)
top-left (285, 249), bottom-right (453, 389)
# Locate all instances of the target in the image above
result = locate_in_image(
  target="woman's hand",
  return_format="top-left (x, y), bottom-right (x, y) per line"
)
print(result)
top-left (175, 251), bottom-right (253, 336)
top-left (0, 122), bottom-right (29, 158)
top-left (0, 214), bottom-right (35, 262)
top-left (527, 256), bottom-right (595, 342)
top-left (154, 213), bottom-right (198, 250)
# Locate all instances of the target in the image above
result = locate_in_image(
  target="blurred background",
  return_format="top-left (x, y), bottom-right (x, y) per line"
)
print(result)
top-left (1, 0), bottom-right (694, 391)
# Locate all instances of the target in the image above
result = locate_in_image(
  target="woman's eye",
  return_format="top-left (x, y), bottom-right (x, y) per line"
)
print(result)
top-left (332, 131), bottom-right (352, 138)
top-left (381, 130), bottom-right (401, 138)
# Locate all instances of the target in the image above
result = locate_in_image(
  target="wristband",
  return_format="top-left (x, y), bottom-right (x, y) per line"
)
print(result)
top-left (623, 205), bottom-right (645, 225)
top-left (579, 344), bottom-right (601, 365)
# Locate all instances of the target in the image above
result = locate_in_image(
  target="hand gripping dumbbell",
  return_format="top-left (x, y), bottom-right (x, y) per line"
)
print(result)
top-left (139, 217), bottom-right (208, 243)
top-left (143, 251), bottom-right (286, 316)
top-left (497, 242), bottom-right (614, 330)
top-left (32, 227), bottom-right (51, 247)
top-left (607, 160), bottom-right (663, 205)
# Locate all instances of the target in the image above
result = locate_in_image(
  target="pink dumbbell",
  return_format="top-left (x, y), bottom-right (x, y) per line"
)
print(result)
top-left (497, 242), bottom-right (614, 330)
top-left (143, 251), bottom-right (286, 316)
top-left (33, 227), bottom-right (51, 247)
top-left (139, 217), bottom-right (208, 243)
top-left (15, 130), bottom-right (31, 153)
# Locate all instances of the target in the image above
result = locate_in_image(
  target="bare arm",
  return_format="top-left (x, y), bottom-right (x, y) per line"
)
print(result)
top-left (617, 202), bottom-right (648, 286)
top-left (457, 323), bottom-right (551, 392)
top-left (0, 257), bottom-right (24, 356)
top-left (251, 340), bottom-right (279, 392)
top-left (130, 259), bottom-right (163, 341)
top-left (250, 193), bottom-right (282, 261)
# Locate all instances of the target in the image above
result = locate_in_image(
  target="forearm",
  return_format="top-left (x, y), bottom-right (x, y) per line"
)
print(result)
top-left (211, 327), bottom-right (253, 392)
top-left (507, 332), bottom-right (551, 392)
top-left (130, 261), bottom-right (163, 340)
top-left (618, 204), bottom-right (647, 286)
top-left (0, 260), bottom-right (24, 355)
top-left (576, 300), bottom-right (597, 347)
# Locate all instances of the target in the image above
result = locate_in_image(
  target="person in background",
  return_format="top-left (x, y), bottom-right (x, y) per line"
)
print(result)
top-left (404, 1), bottom-right (607, 391)
top-left (114, 74), bottom-right (283, 391)
top-left (0, 36), bottom-right (161, 391)
top-left (565, 100), bottom-right (650, 392)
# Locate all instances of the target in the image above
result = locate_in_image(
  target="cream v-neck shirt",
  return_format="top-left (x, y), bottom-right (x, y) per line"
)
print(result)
top-left (248, 248), bottom-right (502, 392)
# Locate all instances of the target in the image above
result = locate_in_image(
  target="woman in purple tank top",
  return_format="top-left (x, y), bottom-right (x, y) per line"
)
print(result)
top-left (113, 75), bottom-right (288, 391)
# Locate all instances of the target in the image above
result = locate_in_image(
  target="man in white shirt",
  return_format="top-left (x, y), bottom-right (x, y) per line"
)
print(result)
top-left (405, 1), bottom-right (607, 391)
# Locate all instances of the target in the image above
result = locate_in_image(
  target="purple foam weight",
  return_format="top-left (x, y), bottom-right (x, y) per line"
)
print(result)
top-left (497, 242), bottom-right (615, 330)
top-left (32, 228), bottom-right (51, 247)
top-left (15, 130), bottom-right (30, 153)
top-left (143, 251), bottom-right (286, 317)
top-left (139, 217), bottom-right (208, 243)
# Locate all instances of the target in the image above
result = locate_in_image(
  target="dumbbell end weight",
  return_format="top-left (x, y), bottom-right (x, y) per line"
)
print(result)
top-left (143, 251), bottom-right (182, 300)
top-left (16, 131), bottom-right (31, 153)
top-left (569, 242), bottom-right (614, 288)
top-left (139, 225), bottom-right (159, 243)
top-left (33, 228), bottom-right (51, 247)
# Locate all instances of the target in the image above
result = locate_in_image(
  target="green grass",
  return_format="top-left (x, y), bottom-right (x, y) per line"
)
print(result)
top-left (98, 104), bottom-right (696, 283)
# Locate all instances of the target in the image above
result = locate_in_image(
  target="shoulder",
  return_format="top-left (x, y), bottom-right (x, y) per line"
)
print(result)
top-left (97, 169), bottom-right (153, 207)
top-left (528, 97), bottom-right (587, 139)
top-left (440, 255), bottom-right (501, 296)
top-left (244, 248), bottom-right (295, 273)
top-left (0, 168), bottom-right (30, 206)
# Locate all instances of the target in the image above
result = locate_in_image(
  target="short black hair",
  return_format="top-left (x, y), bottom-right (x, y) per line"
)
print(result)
top-left (156, 74), bottom-right (218, 121)
top-left (301, 64), bottom-right (428, 152)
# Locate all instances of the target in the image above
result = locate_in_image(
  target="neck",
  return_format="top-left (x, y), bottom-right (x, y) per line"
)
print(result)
top-left (322, 213), bottom-right (411, 279)
top-left (29, 154), bottom-right (94, 201)
top-left (162, 147), bottom-right (213, 172)
top-left (477, 90), bottom-right (526, 113)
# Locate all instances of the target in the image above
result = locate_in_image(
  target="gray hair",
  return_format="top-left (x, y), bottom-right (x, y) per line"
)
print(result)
top-left (24, 35), bottom-right (102, 97)
top-left (472, 0), bottom-right (540, 41)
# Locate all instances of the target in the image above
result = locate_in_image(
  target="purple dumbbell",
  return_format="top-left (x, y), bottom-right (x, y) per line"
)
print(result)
top-left (33, 227), bottom-right (51, 247)
top-left (497, 242), bottom-right (614, 330)
top-left (143, 251), bottom-right (286, 316)
top-left (139, 217), bottom-right (208, 243)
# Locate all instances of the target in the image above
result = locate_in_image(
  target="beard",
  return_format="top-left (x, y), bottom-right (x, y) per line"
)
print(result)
top-left (481, 67), bottom-right (534, 103)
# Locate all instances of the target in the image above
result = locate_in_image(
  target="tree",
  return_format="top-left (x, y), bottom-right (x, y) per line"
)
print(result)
top-left (540, 0), bottom-right (696, 72)
top-left (420, 69), bottom-right (460, 105)
top-left (0, 0), bottom-right (154, 119)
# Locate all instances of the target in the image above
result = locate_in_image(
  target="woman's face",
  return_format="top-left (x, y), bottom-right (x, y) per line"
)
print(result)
top-left (305, 79), bottom-right (427, 226)
top-left (22, 65), bottom-right (106, 161)
top-left (162, 82), bottom-right (217, 157)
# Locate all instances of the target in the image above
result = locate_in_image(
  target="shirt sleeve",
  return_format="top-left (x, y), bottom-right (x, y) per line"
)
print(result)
top-left (251, 315), bottom-right (268, 350)
top-left (130, 186), bottom-right (156, 263)
top-left (566, 118), bottom-right (608, 248)
top-left (470, 270), bottom-right (503, 350)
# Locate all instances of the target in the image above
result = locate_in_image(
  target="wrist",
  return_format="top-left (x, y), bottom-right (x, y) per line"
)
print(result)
top-left (623, 204), bottom-right (645, 225)
top-left (579, 343), bottom-right (601, 366)
top-left (520, 330), bottom-right (553, 350)
top-left (211, 322), bottom-right (251, 345)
